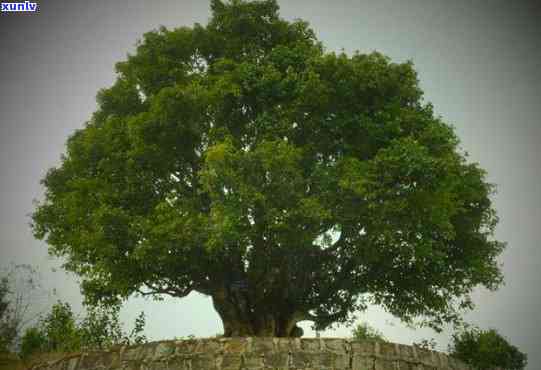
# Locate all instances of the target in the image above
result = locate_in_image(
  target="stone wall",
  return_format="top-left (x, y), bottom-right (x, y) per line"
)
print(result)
top-left (0, 351), bottom-right (26, 370)
top-left (29, 337), bottom-right (471, 370)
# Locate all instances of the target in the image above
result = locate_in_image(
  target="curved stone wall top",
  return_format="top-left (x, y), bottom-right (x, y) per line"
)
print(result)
top-left (30, 337), bottom-right (471, 370)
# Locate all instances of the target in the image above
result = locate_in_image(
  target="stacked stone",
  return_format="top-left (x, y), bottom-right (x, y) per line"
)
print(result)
top-left (30, 337), bottom-right (471, 370)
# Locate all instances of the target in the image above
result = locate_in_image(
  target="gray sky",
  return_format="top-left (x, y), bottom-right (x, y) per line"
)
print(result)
top-left (1, 0), bottom-right (540, 367)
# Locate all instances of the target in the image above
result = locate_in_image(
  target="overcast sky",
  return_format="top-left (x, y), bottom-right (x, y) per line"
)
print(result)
top-left (1, 0), bottom-right (540, 367)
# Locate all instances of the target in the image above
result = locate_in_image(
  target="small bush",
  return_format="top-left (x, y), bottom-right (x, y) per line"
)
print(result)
top-left (20, 301), bottom-right (146, 358)
top-left (450, 327), bottom-right (527, 370)
top-left (351, 322), bottom-right (387, 342)
top-left (413, 338), bottom-right (437, 351)
top-left (20, 327), bottom-right (47, 359)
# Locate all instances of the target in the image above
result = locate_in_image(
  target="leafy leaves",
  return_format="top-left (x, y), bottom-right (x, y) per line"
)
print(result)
top-left (32, 0), bottom-right (505, 334)
top-left (450, 327), bottom-right (527, 370)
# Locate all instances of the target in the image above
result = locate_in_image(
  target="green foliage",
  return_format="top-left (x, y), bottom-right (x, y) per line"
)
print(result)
top-left (79, 304), bottom-right (146, 349)
top-left (351, 322), bottom-right (386, 342)
top-left (0, 279), bottom-right (9, 319)
top-left (0, 264), bottom-right (46, 352)
top-left (20, 301), bottom-right (146, 358)
top-left (0, 277), bottom-right (16, 352)
top-left (173, 334), bottom-right (197, 341)
top-left (413, 338), bottom-right (437, 351)
top-left (127, 311), bottom-right (147, 346)
top-left (19, 327), bottom-right (47, 359)
top-left (450, 327), bottom-right (527, 370)
top-left (41, 301), bottom-right (81, 352)
top-left (32, 0), bottom-right (505, 335)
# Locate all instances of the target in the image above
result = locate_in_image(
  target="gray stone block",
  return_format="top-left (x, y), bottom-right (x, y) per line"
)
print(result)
top-left (28, 338), bottom-right (471, 370)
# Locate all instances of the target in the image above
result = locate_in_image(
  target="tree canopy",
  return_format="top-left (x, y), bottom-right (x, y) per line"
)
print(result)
top-left (450, 327), bottom-right (527, 370)
top-left (32, 0), bottom-right (505, 337)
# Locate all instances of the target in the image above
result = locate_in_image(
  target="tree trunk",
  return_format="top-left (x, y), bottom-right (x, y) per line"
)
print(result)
top-left (211, 290), bottom-right (303, 337)
top-left (218, 316), bottom-right (303, 337)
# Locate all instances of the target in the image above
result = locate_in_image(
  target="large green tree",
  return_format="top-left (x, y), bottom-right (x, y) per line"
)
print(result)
top-left (32, 0), bottom-right (505, 337)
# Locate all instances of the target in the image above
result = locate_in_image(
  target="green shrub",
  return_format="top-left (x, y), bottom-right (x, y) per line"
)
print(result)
top-left (413, 338), bottom-right (437, 351)
top-left (450, 327), bottom-right (527, 370)
top-left (20, 301), bottom-right (146, 358)
top-left (41, 301), bottom-right (81, 352)
top-left (1, 265), bottom-right (45, 352)
top-left (351, 322), bottom-right (387, 342)
top-left (20, 327), bottom-right (47, 359)
top-left (0, 277), bottom-right (18, 352)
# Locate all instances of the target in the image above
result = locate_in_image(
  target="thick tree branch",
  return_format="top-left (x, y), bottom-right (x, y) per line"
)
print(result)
top-left (296, 308), bottom-right (349, 329)
top-left (138, 282), bottom-right (193, 298)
